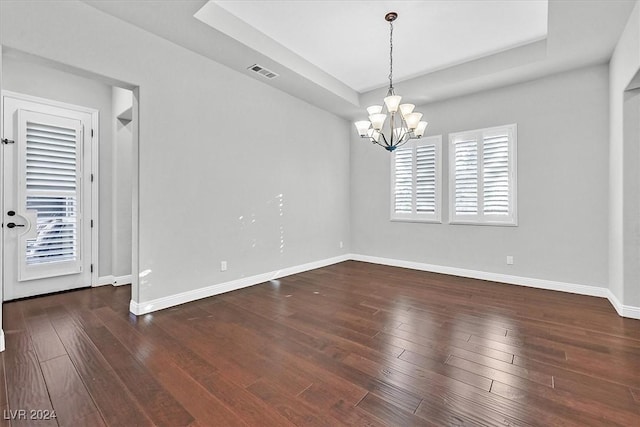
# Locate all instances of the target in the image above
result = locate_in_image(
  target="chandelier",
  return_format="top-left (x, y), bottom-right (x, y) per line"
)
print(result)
top-left (354, 12), bottom-right (428, 152)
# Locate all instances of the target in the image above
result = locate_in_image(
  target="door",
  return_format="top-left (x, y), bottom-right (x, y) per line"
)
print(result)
top-left (2, 93), bottom-right (94, 300)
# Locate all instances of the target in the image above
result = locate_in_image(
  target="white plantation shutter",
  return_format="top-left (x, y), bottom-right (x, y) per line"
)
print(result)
top-left (391, 136), bottom-right (441, 222)
top-left (17, 112), bottom-right (83, 276)
top-left (416, 144), bottom-right (436, 214)
top-left (26, 123), bottom-right (78, 192)
top-left (393, 147), bottom-right (413, 213)
top-left (25, 197), bottom-right (77, 264)
top-left (454, 138), bottom-right (478, 215)
top-left (449, 124), bottom-right (517, 225)
top-left (482, 132), bottom-right (510, 215)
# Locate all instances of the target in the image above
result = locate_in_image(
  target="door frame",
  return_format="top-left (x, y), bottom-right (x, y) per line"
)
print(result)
top-left (1, 46), bottom-right (4, 351)
top-left (1, 90), bottom-right (99, 289)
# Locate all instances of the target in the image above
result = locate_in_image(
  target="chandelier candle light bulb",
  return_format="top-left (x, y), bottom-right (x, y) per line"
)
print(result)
top-left (354, 12), bottom-right (428, 152)
top-left (369, 113), bottom-right (387, 131)
top-left (415, 121), bottom-right (428, 137)
top-left (399, 103), bottom-right (415, 116)
top-left (367, 105), bottom-right (383, 115)
top-left (405, 112), bottom-right (423, 129)
top-left (383, 95), bottom-right (402, 113)
top-left (355, 121), bottom-right (372, 136)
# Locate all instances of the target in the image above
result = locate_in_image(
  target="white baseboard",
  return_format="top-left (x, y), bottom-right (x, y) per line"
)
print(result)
top-left (352, 254), bottom-right (640, 319)
top-left (113, 275), bottom-right (132, 286)
top-left (0, 329), bottom-right (5, 352)
top-left (607, 290), bottom-right (640, 320)
top-left (126, 252), bottom-right (640, 320)
top-left (95, 275), bottom-right (114, 287)
top-left (129, 254), bottom-right (350, 315)
top-left (623, 304), bottom-right (640, 319)
top-left (95, 274), bottom-right (133, 287)
top-left (351, 253), bottom-right (610, 298)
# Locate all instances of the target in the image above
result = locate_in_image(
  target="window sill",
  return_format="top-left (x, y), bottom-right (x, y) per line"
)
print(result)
top-left (390, 217), bottom-right (442, 224)
top-left (449, 219), bottom-right (518, 227)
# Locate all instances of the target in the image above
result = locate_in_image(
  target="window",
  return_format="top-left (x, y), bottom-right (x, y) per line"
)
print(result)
top-left (391, 135), bottom-right (442, 222)
top-left (449, 124), bottom-right (517, 225)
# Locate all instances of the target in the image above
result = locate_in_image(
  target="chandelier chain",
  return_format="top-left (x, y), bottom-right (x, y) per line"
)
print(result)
top-left (389, 20), bottom-right (394, 91)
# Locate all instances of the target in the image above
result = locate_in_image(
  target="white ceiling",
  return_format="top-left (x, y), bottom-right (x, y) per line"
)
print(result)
top-left (209, 0), bottom-right (548, 92)
top-left (84, 0), bottom-right (636, 119)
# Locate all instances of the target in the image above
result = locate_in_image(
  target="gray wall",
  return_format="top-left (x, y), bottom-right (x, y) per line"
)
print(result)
top-left (351, 64), bottom-right (610, 288)
top-left (0, 1), bottom-right (351, 304)
top-left (1, 54), bottom-right (115, 277)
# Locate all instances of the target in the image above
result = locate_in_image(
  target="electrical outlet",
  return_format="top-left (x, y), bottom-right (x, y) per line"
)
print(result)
top-left (220, 261), bottom-right (227, 271)
top-left (339, 241), bottom-right (344, 249)
top-left (506, 256), bottom-right (514, 265)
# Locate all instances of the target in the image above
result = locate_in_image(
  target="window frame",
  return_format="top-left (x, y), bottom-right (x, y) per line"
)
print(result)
top-left (448, 124), bottom-right (518, 226)
top-left (390, 135), bottom-right (442, 223)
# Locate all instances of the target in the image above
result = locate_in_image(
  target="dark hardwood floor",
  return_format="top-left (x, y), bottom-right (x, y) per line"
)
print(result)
top-left (1, 260), bottom-right (639, 426)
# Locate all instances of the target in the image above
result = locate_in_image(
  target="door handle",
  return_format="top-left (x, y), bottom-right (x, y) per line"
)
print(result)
top-left (6, 222), bottom-right (25, 229)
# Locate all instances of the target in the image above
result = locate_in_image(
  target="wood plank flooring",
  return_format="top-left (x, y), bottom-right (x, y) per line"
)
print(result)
top-left (1, 260), bottom-right (639, 426)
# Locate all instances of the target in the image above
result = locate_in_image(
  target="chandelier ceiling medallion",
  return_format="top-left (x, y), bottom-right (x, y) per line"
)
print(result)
top-left (354, 12), bottom-right (428, 152)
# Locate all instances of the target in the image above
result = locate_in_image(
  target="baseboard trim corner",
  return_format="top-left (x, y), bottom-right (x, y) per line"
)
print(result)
top-left (129, 299), bottom-right (143, 316)
top-left (607, 290), bottom-right (640, 320)
top-left (130, 254), bottom-right (350, 315)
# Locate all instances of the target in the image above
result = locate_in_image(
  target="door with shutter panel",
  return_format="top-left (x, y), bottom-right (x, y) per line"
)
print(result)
top-left (2, 93), bottom-right (93, 300)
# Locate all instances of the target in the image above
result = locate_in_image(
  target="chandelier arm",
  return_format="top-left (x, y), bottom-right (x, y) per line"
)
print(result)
top-left (378, 132), bottom-right (390, 148)
top-left (399, 126), bottom-right (411, 145)
top-left (374, 140), bottom-right (389, 149)
top-left (364, 134), bottom-right (388, 149)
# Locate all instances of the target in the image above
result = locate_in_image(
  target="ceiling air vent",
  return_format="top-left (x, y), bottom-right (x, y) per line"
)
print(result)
top-left (247, 64), bottom-right (279, 80)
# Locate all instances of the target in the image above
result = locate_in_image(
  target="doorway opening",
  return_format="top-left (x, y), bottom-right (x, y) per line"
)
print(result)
top-left (0, 48), bottom-right (138, 308)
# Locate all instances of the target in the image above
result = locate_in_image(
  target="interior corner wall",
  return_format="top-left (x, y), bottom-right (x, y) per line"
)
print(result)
top-left (112, 87), bottom-right (133, 279)
top-left (0, 1), bottom-right (351, 305)
top-left (0, 54), bottom-right (115, 278)
top-left (610, 1), bottom-right (640, 309)
top-left (351, 64), bottom-right (610, 289)
top-left (622, 89), bottom-right (640, 309)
